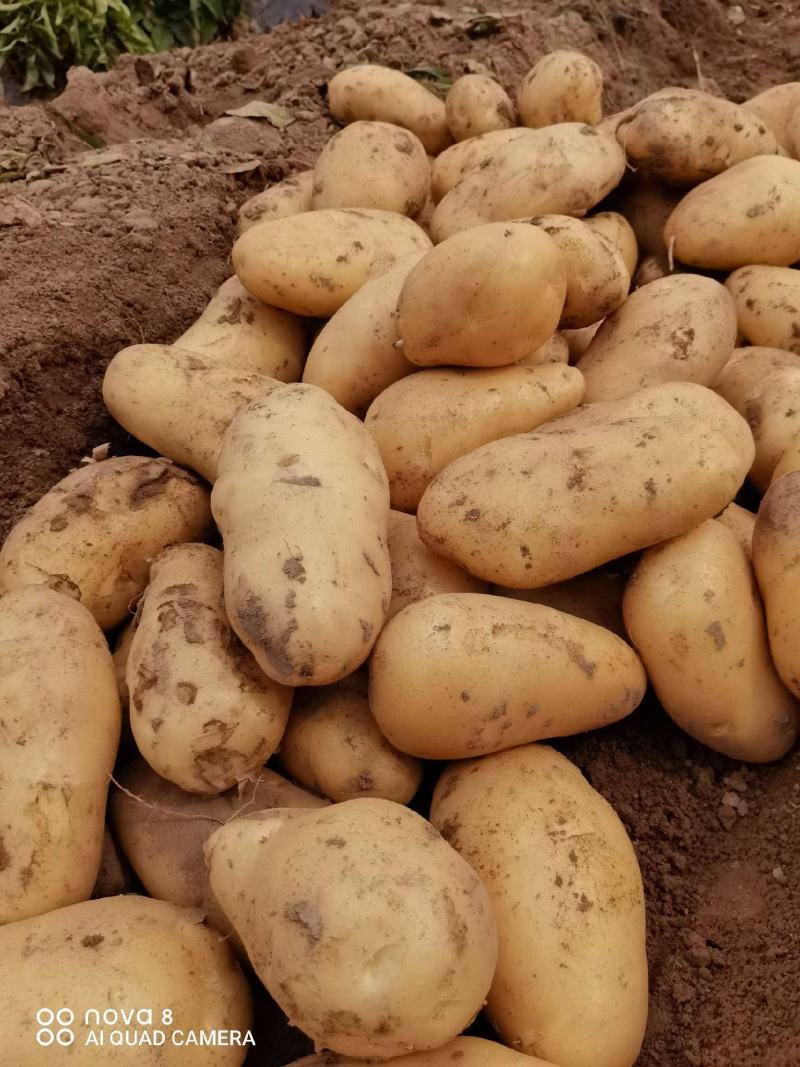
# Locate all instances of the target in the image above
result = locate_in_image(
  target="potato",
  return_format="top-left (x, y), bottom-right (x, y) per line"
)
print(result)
top-left (366, 363), bottom-right (584, 509)
top-left (233, 208), bottom-right (431, 316)
top-left (0, 456), bottom-right (212, 630)
top-left (788, 105), bottom-right (800, 158)
top-left (717, 501), bottom-right (757, 557)
top-left (576, 274), bottom-right (737, 402)
top-left (430, 127), bottom-right (528, 202)
top-left (417, 382), bottom-right (754, 587)
top-left (398, 223), bottom-right (566, 366)
top-left (431, 744), bottom-right (648, 1067)
top-left (494, 565), bottom-right (627, 639)
top-left (205, 799), bottom-right (498, 1058)
top-left (517, 51), bottom-right (603, 128)
top-left (212, 385), bottom-right (391, 686)
top-left (612, 176), bottom-right (682, 258)
top-left (236, 170), bottom-right (314, 235)
top-left (743, 82), bottom-right (800, 152)
top-left (432, 124), bottom-right (625, 242)
top-left (562, 321), bottom-right (602, 360)
top-left (584, 210), bottom-right (638, 275)
top-left (516, 331), bottom-right (570, 366)
top-left (175, 275), bottom-right (306, 381)
top-left (753, 471), bottom-right (800, 698)
top-left (772, 435), bottom-right (800, 482)
top-left (302, 252), bottom-right (423, 416)
top-left (0, 895), bottom-right (252, 1065)
top-left (715, 346), bottom-right (800, 488)
top-left (633, 254), bottom-right (671, 288)
top-left (312, 121), bottom-right (430, 217)
top-left (288, 1037), bottom-right (556, 1066)
top-left (664, 156), bottom-right (800, 268)
top-left (103, 345), bottom-right (278, 483)
top-left (0, 588), bottom-right (119, 924)
top-left (446, 74), bottom-right (516, 141)
top-left (328, 65), bottom-right (451, 154)
top-left (624, 520), bottom-right (798, 761)
top-left (725, 265), bottom-right (800, 354)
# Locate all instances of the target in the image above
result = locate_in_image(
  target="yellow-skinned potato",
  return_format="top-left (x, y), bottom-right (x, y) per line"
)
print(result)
top-left (417, 382), bottom-right (754, 587)
top-left (205, 800), bottom-right (498, 1059)
top-left (562, 321), bottom-right (602, 360)
top-left (0, 456), bottom-right (212, 630)
top-left (175, 275), bottom-right (306, 381)
top-left (366, 363), bottom-right (584, 509)
top-left (432, 123), bottom-right (625, 242)
top-left (445, 74), bottom-right (516, 141)
top-left (772, 435), bottom-right (800, 482)
top-left (633, 254), bottom-right (671, 288)
top-left (517, 51), bottom-right (603, 128)
top-left (577, 274), bottom-right (737, 402)
top-left (613, 176), bottom-right (682, 258)
top-left (0, 895), bottom-right (252, 1066)
top-left (664, 156), bottom-right (800, 269)
top-left (398, 222), bottom-right (566, 366)
top-left (494, 565), bottom-right (627, 639)
top-left (516, 331), bottom-right (570, 366)
top-left (430, 127), bottom-right (528, 202)
top-left (328, 65), bottom-right (451, 155)
top-left (233, 209), bottom-right (431, 317)
top-left (212, 385), bottom-right (391, 686)
top-left (0, 588), bottom-right (120, 924)
top-left (624, 520), bottom-right (799, 761)
top-left (725, 265), bottom-right (800, 354)
top-left (127, 544), bottom-right (292, 795)
top-left (236, 170), bottom-right (314, 235)
top-left (288, 1037), bottom-right (557, 1066)
top-left (585, 210), bottom-right (638, 276)
top-left (431, 745), bottom-right (648, 1067)
top-left (370, 593), bottom-right (645, 759)
top-left (717, 501), bottom-right (757, 558)
top-left (743, 83), bottom-right (800, 152)
top-left (312, 121), bottom-right (430, 217)
top-left (789, 105), bottom-right (800, 158)
top-left (302, 252), bottom-right (423, 416)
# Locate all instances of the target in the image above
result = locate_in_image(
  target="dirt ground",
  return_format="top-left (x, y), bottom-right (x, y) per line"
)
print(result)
top-left (2, 1), bottom-right (800, 1064)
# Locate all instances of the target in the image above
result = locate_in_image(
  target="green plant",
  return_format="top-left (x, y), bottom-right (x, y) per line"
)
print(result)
top-left (143, 0), bottom-right (242, 51)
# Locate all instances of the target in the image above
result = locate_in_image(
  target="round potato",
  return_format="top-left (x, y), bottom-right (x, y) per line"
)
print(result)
top-left (517, 51), bottom-right (603, 128)
top-left (494, 565), bottom-right (628, 639)
top-left (431, 744), bottom-right (648, 1067)
top-left (743, 82), bottom-right (800, 152)
top-left (236, 170), bottom-right (314, 235)
top-left (725, 265), bottom-right (800, 354)
top-left (205, 800), bottom-right (498, 1059)
top-left (584, 210), bottom-right (638, 275)
top-left (612, 175), bottom-right (682, 258)
top-left (772, 435), bottom-right (800, 482)
top-left (516, 331), bottom-right (570, 366)
top-left (430, 127), bottom-right (528, 202)
top-left (288, 1037), bottom-right (556, 1065)
top-left (445, 74), bottom-right (516, 141)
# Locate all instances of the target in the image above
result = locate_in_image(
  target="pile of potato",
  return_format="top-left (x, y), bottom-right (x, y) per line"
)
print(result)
top-left (1, 49), bottom-right (800, 1067)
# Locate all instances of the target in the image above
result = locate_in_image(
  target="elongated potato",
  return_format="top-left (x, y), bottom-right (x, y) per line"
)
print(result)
top-left (446, 74), bottom-right (516, 141)
top-left (577, 274), bottom-right (737, 401)
top-left (516, 331), bottom-right (570, 366)
top-left (206, 800), bottom-right (498, 1058)
top-left (398, 223), bottom-right (566, 366)
top-left (585, 210), bottom-right (638, 276)
top-left (772, 435), bottom-right (800, 482)
top-left (725, 265), bottom-right (800, 354)
top-left (212, 386), bottom-right (391, 686)
top-left (328, 65), bottom-right (451, 154)
top-left (370, 594), bottom-right (645, 759)
top-left (0, 588), bottom-right (119, 924)
top-left (432, 123), bottom-right (625, 242)
top-left (743, 83), bottom-right (800, 152)
top-left (237, 170), bottom-right (314, 235)
top-left (417, 383), bottom-right (754, 587)
top-left (0, 456), bottom-right (212, 629)
top-left (431, 127), bottom-right (528, 202)
top-left (494, 565), bottom-right (627, 638)
top-left (718, 501), bottom-right (757, 557)
top-left (664, 156), bottom-right (800, 268)
top-left (289, 1037), bottom-right (556, 1066)
top-left (366, 363), bottom-right (584, 509)
top-left (624, 520), bottom-right (798, 761)
top-left (612, 175), bottom-right (682, 258)
top-left (517, 51), bottom-right (603, 128)
top-left (233, 208), bottom-right (431, 316)
top-left (175, 275), bottom-right (306, 381)
top-left (431, 745), bottom-right (648, 1067)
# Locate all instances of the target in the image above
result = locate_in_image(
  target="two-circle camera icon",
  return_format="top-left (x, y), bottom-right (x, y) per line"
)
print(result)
top-left (36, 1008), bottom-right (75, 1047)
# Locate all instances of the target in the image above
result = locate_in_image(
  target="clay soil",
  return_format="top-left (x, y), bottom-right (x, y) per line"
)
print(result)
top-left (2, 1), bottom-right (800, 1065)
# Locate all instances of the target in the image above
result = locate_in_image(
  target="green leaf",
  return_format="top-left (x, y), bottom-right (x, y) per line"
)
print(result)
top-left (406, 65), bottom-right (453, 90)
top-left (224, 101), bottom-right (296, 128)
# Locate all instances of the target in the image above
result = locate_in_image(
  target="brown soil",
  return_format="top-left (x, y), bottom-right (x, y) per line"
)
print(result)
top-left (2, 2), bottom-right (800, 1065)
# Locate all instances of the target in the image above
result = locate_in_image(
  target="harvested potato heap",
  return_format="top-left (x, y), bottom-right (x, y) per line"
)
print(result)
top-left (3, 49), bottom-right (800, 1067)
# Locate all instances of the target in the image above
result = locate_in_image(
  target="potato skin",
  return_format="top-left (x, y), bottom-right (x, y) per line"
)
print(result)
top-left (772, 436), bottom-right (800, 483)
top-left (236, 170), bottom-right (314, 235)
top-left (0, 588), bottom-right (120, 924)
top-left (431, 744), bottom-right (648, 1067)
top-left (370, 593), bottom-right (645, 759)
top-left (398, 222), bottom-right (566, 366)
top-left (584, 210), bottom-right (638, 276)
top-left (624, 520), bottom-right (798, 761)
top-left (233, 208), bottom-right (431, 316)
top-left (743, 83), bottom-right (800, 152)
top-left (517, 51), bottom-right (603, 128)
top-left (366, 363), bottom-right (584, 509)
top-left (516, 331), bottom-right (570, 366)
top-left (577, 274), bottom-right (737, 402)
top-left (212, 385), bottom-right (391, 686)
top-left (206, 800), bottom-right (498, 1059)
top-left (288, 1037), bottom-right (556, 1065)
top-left (717, 501), bottom-right (757, 558)
top-left (0, 456), bottom-right (212, 630)
top-left (725, 265), bottom-right (800, 355)
top-left (446, 74), bottom-right (516, 141)
top-left (430, 127), bottom-right (527, 202)
top-left (417, 383), bottom-right (754, 587)
top-left (494, 565), bottom-right (627, 639)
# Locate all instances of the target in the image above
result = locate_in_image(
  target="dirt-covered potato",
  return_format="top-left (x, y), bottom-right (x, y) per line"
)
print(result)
top-left (430, 127), bottom-right (528, 202)
top-left (0, 456), bottom-right (212, 630)
top-left (725, 265), bottom-right (800, 354)
top-left (576, 274), bottom-right (737, 401)
top-left (366, 363), bottom-right (584, 510)
top-left (494, 565), bottom-right (628, 638)
top-left (0, 588), bottom-right (119, 924)
top-left (289, 1038), bottom-right (557, 1066)
top-left (398, 222), bottom-right (566, 366)
top-left (624, 519), bottom-right (798, 761)
top-left (718, 501), bottom-right (757, 557)
top-left (432, 123), bottom-right (625, 241)
top-left (236, 170), bottom-right (314, 235)
top-left (633, 254), bottom-right (671, 288)
top-left (445, 74), bottom-right (516, 141)
top-left (743, 82), bottom-right (800, 152)
top-left (516, 331), bottom-right (570, 366)
top-left (328, 64), bottom-right (451, 154)
top-left (517, 51), bottom-right (603, 128)
top-left (773, 436), bottom-right (800, 482)
top-left (664, 156), bottom-right (800, 268)
top-left (584, 210), bottom-right (638, 275)
top-left (431, 745), bottom-right (648, 1067)
top-left (562, 322), bottom-right (602, 360)
top-left (205, 800), bottom-right (498, 1059)
top-left (212, 386), bottom-right (390, 686)
top-left (233, 208), bottom-right (431, 316)
top-left (417, 383), bottom-right (754, 587)
top-left (612, 175), bottom-right (682, 258)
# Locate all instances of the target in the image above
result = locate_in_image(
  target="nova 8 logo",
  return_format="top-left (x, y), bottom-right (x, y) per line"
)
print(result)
top-left (33, 1007), bottom-right (255, 1049)
top-left (36, 1008), bottom-right (75, 1047)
